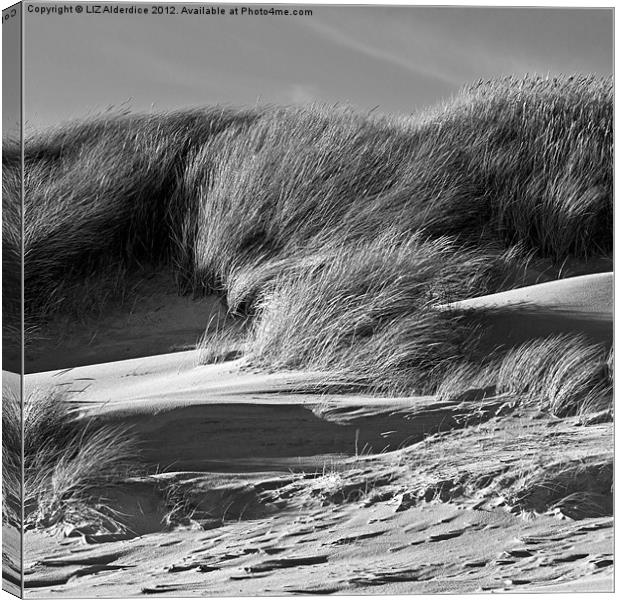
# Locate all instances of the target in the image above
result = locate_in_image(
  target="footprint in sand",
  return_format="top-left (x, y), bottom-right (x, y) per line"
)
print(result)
top-left (428, 528), bottom-right (467, 542)
top-left (331, 530), bottom-right (387, 545)
top-left (591, 558), bottom-right (613, 569)
top-left (244, 554), bottom-right (329, 573)
top-left (551, 553), bottom-right (589, 564)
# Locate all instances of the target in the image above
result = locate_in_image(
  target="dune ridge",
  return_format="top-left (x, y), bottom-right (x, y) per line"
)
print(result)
top-left (3, 75), bottom-right (613, 384)
top-left (5, 74), bottom-right (614, 595)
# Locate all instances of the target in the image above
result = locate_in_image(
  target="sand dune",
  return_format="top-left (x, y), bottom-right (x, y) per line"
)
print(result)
top-left (7, 70), bottom-right (613, 596)
top-left (451, 272), bottom-right (612, 314)
top-left (445, 272), bottom-right (612, 353)
top-left (21, 409), bottom-right (613, 595)
top-left (27, 352), bottom-right (509, 473)
top-left (17, 272), bottom-right (614, 595)
top-left (24, 272), bottom-right (225, 374)
top-left (23, 273), bottom-right (614, 478)
top-left (25, 497), bottom-right (613, 596)
top-left (28, 273), bottom-right (613, 413)
top-left (27, 353), bottom-right (324, 414)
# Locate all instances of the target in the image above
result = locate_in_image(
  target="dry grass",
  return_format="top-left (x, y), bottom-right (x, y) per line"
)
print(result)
top-left (3, 76), bottom-right (612, 533)
top-left (5, 77), bottom-right (611, 378)
top-left (242, 232), bottom-right (491, 394)
top-left (268, 408), bottom-right (613, 519)
top-left (435, 362), bottom-right (498, 402)
top-left (2, 387), bottom-right (140, 531)
top-left (7, 77), bottom-right (613, 391)
top-left (196, 315), bottom-right (248, 365)
top-left (2, 388), bottom-right (21, 527)
top-left (390, 400), bottom-right (613, 517)
top-left (495, 335), bottom-right (612, 416)
top-left (436, 334), bottom-right (612, 418)
top-left (509, 455), bottom-right (613, 517)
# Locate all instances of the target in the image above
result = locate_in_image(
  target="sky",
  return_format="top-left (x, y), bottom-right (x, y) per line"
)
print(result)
top-left (17, 3), bottom-right (615, 130)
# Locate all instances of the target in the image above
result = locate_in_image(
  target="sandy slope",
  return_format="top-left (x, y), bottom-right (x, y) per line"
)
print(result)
top-left (452, 272), bottom-right (612, 314)
top-left (21, 404), bottom-right (613, 596)
top-left (18, 273), bottom-right (615, 595)
top-left (24, 271), bottom-right (225, 373)
top-left (24, 495), bottom-right (613, 596)
top-left (445, 272), bottom-right (612, 353)
top-left (2, 371), bottom-right (21, 596)
top-left (28, 273), bottom-right (613, 406)
top-left (27, 356), bottom-right (503, 473)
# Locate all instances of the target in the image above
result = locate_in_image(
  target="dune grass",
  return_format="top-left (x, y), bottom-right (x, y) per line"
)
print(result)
top-left (397, 406), bottom-right (613, 517)
top-left (2, 387), bottom-right (140, 531)
top-left (2, 74), bottom-right (612, 394)
top-left (7, 75), bottom-right (610, 314)
top-left (436, 334), bottom-right (613, 418)
top-left (241, 232), bottom-right (497, 394)
top-left (2, 388), bottom-right (21, 527)
top-left (197, 314), bottom-right (248, 365)
top-left (494, 334), bottom-right (612, 417)
top-left (509, 455), bottom-right (613, 518)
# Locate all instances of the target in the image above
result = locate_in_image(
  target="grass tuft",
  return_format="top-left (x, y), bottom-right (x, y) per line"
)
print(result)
top-left (509, 456), bottom-right (613, 517)
top-left (241, 231), bottom-right (493, 394)
top-left (196, 315), bottom-right (248, 365)
top-left (2, 388), bottom-right (21, 527)
top-left (436, 334), bottom-right (612, 418)
top-left (2, 387), bottom-right (140, 531)
top-left (495, 334), bottom-right (612, 416)
top-left (5, 76), bottom-right (611, 377)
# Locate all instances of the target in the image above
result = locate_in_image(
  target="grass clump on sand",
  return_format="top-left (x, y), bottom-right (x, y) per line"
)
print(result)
top-left (242, 232), bottom-right (504, 394)
top-left (437, 334), bottom-right (613, 418)
top-left (4, 75), bottom-right (612, 388)
top-left (510, 455), bottom-right (613, 518)
top-left (2, 389), bottom-right (22, 527)
top-left (2, 388), bottom-right (139, 531)
top-left (494, 334), bottom-right (612, 417)
top-left (197, 315), bottom-right (247, 365)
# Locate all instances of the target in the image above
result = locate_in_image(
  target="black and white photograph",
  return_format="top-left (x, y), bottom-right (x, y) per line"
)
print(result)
top-left (1, 1), bottom-right (614, 596)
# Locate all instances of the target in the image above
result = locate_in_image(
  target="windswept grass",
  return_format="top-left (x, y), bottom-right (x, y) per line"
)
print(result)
top-left (197, 315), bottom-right (248, 365)
top-left (494, 334), bottom-right (612, 416)
top-left (2, 389), bottom-right (21, 527)
top-left (437, 334), bottom-right (613, 418)
top-left (2, 388), bottom-right (140, 531)
top-left (4, 73), bottom-right (612, 535)
top-left (243, 231), bottom-right (501, 394)
top-left (13, 108), bottom-right (263, 325)
top-left (9, 76), bottom-right (610, 304)
top-left (4, 74), bottom-right (612, 388)
top-left (396, 407), bottom-right (613, 517)
top-left (509, 455), bottom-right (613, 518)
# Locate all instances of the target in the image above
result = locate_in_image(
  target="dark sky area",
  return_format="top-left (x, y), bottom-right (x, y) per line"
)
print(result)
top-left (16, 3), bottom-right (615, 130)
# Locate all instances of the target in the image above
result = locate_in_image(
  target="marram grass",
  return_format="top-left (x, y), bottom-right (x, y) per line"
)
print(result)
top-left (2, 74), bottom-right (612, 412)
top-left (2, 388), bottom-right (139, 531)
top-left (5, 75), bottom-right (610, 334)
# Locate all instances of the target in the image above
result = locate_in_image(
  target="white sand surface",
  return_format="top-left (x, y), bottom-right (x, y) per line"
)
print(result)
top-left (17, 272), bottom-right (614, 595)
top-left (26, 353), bottom-right (327, 415)
top-left (445, 272), bottom-right (612, 353)
top-left (450, 272), bottom-right (612, 314)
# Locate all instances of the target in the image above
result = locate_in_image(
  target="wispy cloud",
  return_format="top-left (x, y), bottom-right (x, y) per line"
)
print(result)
top-left (299, 8), bottom-right (598, 90)
top-left (24, 7), bottom-right (612, 129)
top-left (301, 15), bottom-right (460, 87)
top-left (285, 84), bottom-right (320, 104)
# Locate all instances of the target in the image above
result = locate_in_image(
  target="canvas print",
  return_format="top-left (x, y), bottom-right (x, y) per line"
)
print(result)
top-left (2, 2), bottom-right (614, 596)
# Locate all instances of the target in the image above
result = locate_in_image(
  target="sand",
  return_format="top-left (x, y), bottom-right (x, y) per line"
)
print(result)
top-left (444, 272), bottom-right (613, 354)
top-left (2, 371), bottom-right (21, 596)
top-left (24, 271), bottom-right (226, 374)
top-left (16, 273), bottom-right (614, 595)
